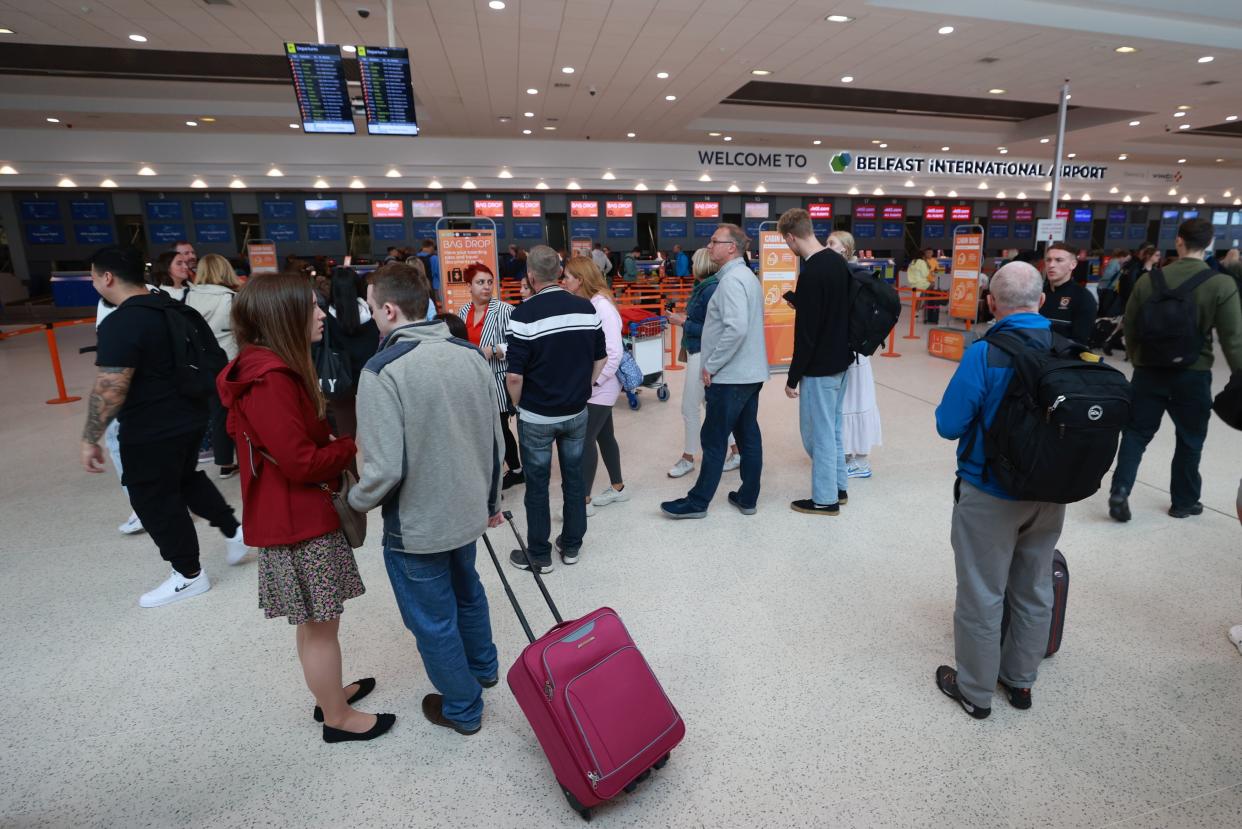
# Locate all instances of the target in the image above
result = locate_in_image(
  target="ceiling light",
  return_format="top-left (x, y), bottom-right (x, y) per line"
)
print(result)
top-left (100, 178), bottom-right (117, 188)
top-left (1141, 195), bottom-right (1150, 203)
top-left (128, 34), bottom-right (147, 42)
top-left (665, 181), bottom-right (678, 192)
top-left (1109, 186), bottom-right (1120, 194)
top-left (267, 167), bottom-right (284, 177)
top-left (602, 171), bottom-right (616, 180)
top-left (1198, 55), bottom-right (1214, 63)
top-left (200, 117), bottom-right (215, 122)
top-left (948, 190), bottom-right (958, 197)
top-left (665, 95), bottom-right (677, 101)
top-left (1063, 193), bottom-right (1072, 200)
top-left (498, 168), bottom-right (513, 179)
top-left (526, 88), bottom-right (538, 95)
top-left (1225, 190), bottom-right (1233, 198)
top-left (535, 181), bottom-right (549, 190)
top-left (1118, 154), bottom-right (1128, 160)
top-left (807, 174), bottom-right (820, 185)
top-left (1043, 182), bottom-right (1052, 191)
top-left (988, 88), bottom-right (1006, 94)
top-left (1129, 120), bottom-right (1141, 126)
top-left (847, 186), bottom-right (860, 195)
top-left (462, 179), bottom-right (477, 189)
top-left (348, 178), bottom-right (364, 189)
top-left (232, 178), bottom-right (249, 189)
top-left (727, 183), bottom-right (740, 193)
top-left (699, 173), bottom-right (712, 182)
top-left (1122, 194), bottom-right (1132, 202)
top-left (543, 125), bottom-right (557, 130)
top-left (1168, 187), bottom-right (1178, 195)
top-left (0, 165), bottom-right (17, 175)
top-left (1179, 196), bottom-right (1189, 204)
top-left (191, 178), bottom-right (207, 189)
top-left (522, 129), bottom-right (532, 135)
top-left (57, 177), bottom-right (76, 188)
top-left (1227, 115), bottom-right (1239, 122)
top-left (925, 189), bottom-right (936, 197)
top-left (750, 69), bottom-right (772, 76)
top-left (385, 168), bottom-right (400, 178)
top-left (1179, 124), bottom-right (1191, 130)
top-left (561, 66), bottom-right (574, 74)
top-left (138, 165), bottom-right (156, 176)
top-left (879, 143), bottom-right (888, 148)
top-left (46, 117), bottom-right (59, 123)
top-left (1114, 45), bottom-right (1137, 53)
top-left (996, 191), bottom-right (1006, 198)
top-left (342, 45), bottom-right (356, 53)
top-left (941, 146), bottom-right (950, 151)
top-left (1235, 198), bottom-right (1242, 205)
top-left (813, 139), bottom-right (822, 145)
top-left (656, 72), bottom-right (669, 79)
top-left (1173, 111), bottom-right (1186, 118)
top-left (840, 75), bottom-right (854, 83)
top-left (872, 140), bottom-right (882, 144)
top-left (872, 187), bottom-right (883, 195)
top-left (634, 182), bottom-right (648, 191)
top-left (524, 111), bottom-right (534, 117)
top-left (708, 132), bottom-right (721, 137)
top-left (998, 148), bottom-right (1008, 154)
top-left (1081, 193), bottom-right (1090, 201)
top-left (185, 120), bottom-right (198, 127)
top-left (0, 28), bottom-right (14, 34)
top-left (1066, 94), bottom-right (1072, 100)
top-left (428, 179), bottom-right (443, 189)
top-left (938, 26), bottom-right (955, 34)
top-left (1017, 191), bottom-right (1027, 199)
top-left (313, 178), bottom-right (329, 189)
top-left (978, 182), bottom-right (989, 190)
top-left (723, 136), bottom-right (733, 142)
top-left (1067, 153), bottom-right (1077, 159)
top-left (826, 15), bottom-right (853, 23)
top-left (1217, 158), bottom-right (1225, 163)
top-left (904, 179), bottom-right (915, 187)
top-left (1040, 137), bottom-right (1050, 144)
top-left (567, 181), bottom-right (581, 190)
top-left (756, 183), bottom-right (767, 193)
top-left (1196, 197), bottom-right (1205, 204)
top-left (1178, 158), bottom-right (1186, 164)
top-left (489, 1), bottom-right (506, 9)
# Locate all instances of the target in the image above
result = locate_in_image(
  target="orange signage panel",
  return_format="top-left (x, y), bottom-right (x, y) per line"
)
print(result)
top-left (928, 328), bottom-right (969, 362)
top-left (949, 231), bottom-right (984, 322)
top-left (759, 230), bottom-right (798, 368)
top-left (247, 242), bottom-right (278, 274)
top-left (437, 228), bottom-right (498, 315)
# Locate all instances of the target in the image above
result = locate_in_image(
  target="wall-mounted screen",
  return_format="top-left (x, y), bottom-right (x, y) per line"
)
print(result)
top-left (191, 200), bottom-right (228, 221)
top-left (410, 200), bottom-right (443, 218)
top-left (473, 200), bottom-right (504, 218)
top-left (370, 199), bottom-right (404, 219)
top-left (71, 200), bottom-right (109, 221)
top-left (1107, 208), bottom-right (1127, 223)
top-left (307, 222), bottom-right (342, 241)
top-left (744, 202), bottom-right (770, 219)
top-left (660, 202), bottom-right (687, 218)
top-left (990, 206), bottom-right (1011, 221)
top-left (304, 199), bottom-right (339, 218)
top-left (512, 200), bottom-right (542, 218)
top-left (571, 201), bottom-right (599, 218)
top-left (693, 201), bottom-right (720, 218)
top-left (853, 204), bottom-right (877, 220)
top-left (285, 42), bottom-right (355, 134)
top-left (881, 204), bottom-right (904, 220)
top-left (606, 201), bottom-right (633, 218)
top-left (924, 205), bottom-right (946, 221)
top-left (356, 45), bottom-right (419, 136)
top-left (1055, 207), bottom-right (1071, 220)
top-left (262, 200), bottom-right (296, 220)
top-left (1073, 208), bottom-right (1093, 223)
top-left (950, 206), bottom-right (973, 221)
top-left (1212, 211), bottom-right (1229, 226)
top-left (1014, 207), bottom-right (1035, 221)
top-left (808, 203), bottom-right (833, 219)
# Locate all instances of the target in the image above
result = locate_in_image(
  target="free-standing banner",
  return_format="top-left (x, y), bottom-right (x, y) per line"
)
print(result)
top-left (436, 224), bottom-right (498, 315)
top-left (570, 237), bottom-right (593, 258)
top-left (759, 229), bottom-right (798, 369)
top-left (247, 241), bottom-right (278, 275)
top-left (948, 227), bottom-right (984, 322)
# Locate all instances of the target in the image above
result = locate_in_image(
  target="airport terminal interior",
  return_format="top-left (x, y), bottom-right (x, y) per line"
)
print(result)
top-left (2, 1), bottom-right (1242, 827)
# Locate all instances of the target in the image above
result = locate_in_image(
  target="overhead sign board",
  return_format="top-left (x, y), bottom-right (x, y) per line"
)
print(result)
top-left (285, 42), bottom-right (355, 134)
top-left (356, 45), bottom-right (419, 136)
top-left (831, 151), bottom-right (1109, 181)
top-left (808, 203), bottom-right (833, 219)
top-left (1036, 218), bottom-right (1067, 242)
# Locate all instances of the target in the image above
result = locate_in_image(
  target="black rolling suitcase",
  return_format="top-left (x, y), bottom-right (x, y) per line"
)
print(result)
top-left (1001, 549), bottom-right (1068, 658)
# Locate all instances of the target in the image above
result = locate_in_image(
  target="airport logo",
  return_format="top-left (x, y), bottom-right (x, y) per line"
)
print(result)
top-left (829, 152), bottom-right (851, 174)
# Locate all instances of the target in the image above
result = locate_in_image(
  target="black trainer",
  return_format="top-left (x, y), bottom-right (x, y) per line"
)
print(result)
top-left (838, 489), bottom-right (849, 505)
top-left (997, 680), bottom-right (1032, 710)
top-left (727, 491), bottom-right (757, 515)
top-left (509, 548), bottom-right (552, 574)
top-left (935, 665), bottom-right (991, 720)
top-left (1169, 502), bottom-right (1204, 518)
top-left (554, 536), bottom-right (579, 565)
top-left (791, 499), bottom-right (839, 516)
top-left (477, 675), bottom-right (499, 689)
top-left (502, 469), bottom-right (525, 490)
top-left (422, 694), bottom-right (480, 736)
top-left (1108, 488), bottom-right (1131, 522)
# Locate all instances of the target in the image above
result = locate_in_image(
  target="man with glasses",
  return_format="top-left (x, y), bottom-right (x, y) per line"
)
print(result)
top-left (661, 224), bottom-right (768, 518)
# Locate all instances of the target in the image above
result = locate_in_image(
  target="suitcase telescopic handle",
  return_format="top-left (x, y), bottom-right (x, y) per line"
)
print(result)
top-left (481, 532), bottom-right (536, 645)
top-left (503, 510), bottom-right (564, 626)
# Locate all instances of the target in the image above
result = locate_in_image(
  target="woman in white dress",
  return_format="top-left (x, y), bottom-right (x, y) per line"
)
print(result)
top-left (827, 231), bottom-right (882, 478)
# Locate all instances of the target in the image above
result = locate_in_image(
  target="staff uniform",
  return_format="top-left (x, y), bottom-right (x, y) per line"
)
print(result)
top-left (458, 298), bottom-right (522, 475)
top-left (1040, 279), bottom-right (1097, 345)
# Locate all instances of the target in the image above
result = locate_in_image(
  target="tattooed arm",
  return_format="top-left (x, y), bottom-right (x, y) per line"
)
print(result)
top-left (80, 367), bottom-right (134, 473)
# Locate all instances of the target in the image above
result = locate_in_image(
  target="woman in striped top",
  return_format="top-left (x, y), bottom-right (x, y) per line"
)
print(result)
top-left (457, 263), bottom-right (523, 488)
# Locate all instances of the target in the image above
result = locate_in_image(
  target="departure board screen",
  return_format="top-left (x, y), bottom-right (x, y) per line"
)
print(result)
top-left (357, 46), bottom-right (419, 136)
top-left (285, 42), bottom-right (355, 134)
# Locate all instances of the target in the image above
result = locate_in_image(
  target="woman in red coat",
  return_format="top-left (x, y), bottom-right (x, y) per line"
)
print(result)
top-left (218, 272), bottom-right (394, 744)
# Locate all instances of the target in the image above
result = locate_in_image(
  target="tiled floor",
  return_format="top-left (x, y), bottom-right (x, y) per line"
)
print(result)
top-left (3, 319), bottom-right (1240, 828)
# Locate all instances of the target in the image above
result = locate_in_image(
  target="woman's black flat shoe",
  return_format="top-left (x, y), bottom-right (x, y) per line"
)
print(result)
top-left (322, 712), bottom-right (396, 743)
top-left (313, 677), bottom-right (376, 722)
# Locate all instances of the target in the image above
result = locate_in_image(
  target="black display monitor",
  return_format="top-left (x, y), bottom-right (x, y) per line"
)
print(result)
top-left (357, 46), bottom-right (419, 136)
top-left (304, 199), bottom-right (340, 218)
top-left (285, 42), bottom-right (356, 134)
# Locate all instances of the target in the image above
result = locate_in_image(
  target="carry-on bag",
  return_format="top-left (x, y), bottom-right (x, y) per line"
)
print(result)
top-left (482, 512), bottom-right (685, 821)
top-left (1001, 549), bottom-right (1069, 658)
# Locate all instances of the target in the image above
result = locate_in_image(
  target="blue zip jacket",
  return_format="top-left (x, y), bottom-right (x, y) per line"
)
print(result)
top-left (682, 275), bottom-right (719, 354)
top-left (935, 312), bottom-right (1052, 500)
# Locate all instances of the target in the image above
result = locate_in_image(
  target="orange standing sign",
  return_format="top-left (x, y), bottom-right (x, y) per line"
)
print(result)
top-left (949, 230), bottom-right (983, 322)
top-left (247, 242), bottom-right (278, 275)
top-left (759, 230), bottom-right (798, 368)
top-left (437, 228), bottom-right (498, 315)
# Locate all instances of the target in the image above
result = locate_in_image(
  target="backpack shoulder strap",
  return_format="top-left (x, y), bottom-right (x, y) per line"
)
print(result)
top-left (1149, 267), bottom-right (1168, 294)
top-left (1170, 267), bottom-right (1216, 298)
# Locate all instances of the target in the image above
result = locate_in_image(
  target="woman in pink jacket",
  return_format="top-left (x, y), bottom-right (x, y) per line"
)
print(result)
top-left (562, 256), bottom-right (629, 517)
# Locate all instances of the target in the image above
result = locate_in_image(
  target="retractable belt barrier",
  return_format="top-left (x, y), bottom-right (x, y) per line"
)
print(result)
top-left (0, 318), bottom-right (94, 404)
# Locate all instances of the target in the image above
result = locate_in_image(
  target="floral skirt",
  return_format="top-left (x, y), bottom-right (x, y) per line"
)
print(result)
top-left (258, 529), bottom-right (365, 625)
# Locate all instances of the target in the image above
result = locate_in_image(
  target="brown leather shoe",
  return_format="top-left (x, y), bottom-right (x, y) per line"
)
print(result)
top-left (422, 694), bottom-right (481, 736)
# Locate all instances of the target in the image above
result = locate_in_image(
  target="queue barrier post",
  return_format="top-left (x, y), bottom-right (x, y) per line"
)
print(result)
top-left (879, 326), bottom-right (900, 358)
top-left (664, 321), bottom-right (683, 372)
top-left (903, 290), bottom-right (921, 340)
top-left (44, 323), bottom-right (81, 405)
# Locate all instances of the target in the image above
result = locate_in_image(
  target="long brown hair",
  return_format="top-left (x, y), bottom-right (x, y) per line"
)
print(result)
top-left (231, 272), bottom-right (325, 417)
top-left (564, 255), bottom-right (612, 300)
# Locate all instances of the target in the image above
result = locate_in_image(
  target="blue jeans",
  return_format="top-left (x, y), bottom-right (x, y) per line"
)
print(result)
top-left (518, 410), bottom-right (588, 565)
top-left (1110, 367), bottom-right (1213, 509)
top-left (799, 372), bottom-right (849, 505)
top-left (383, 542), bottom-right (498, 730)
top-left (687, 382), bottom-right (763, 510)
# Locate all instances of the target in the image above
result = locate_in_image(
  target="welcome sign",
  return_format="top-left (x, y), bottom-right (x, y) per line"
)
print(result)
top-left (831, 152), bottom-right (1108, 181)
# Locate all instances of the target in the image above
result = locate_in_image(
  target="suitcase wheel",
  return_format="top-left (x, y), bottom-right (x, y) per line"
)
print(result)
top-left (657, 384), bottom-right (669, 402)
top-left (623, 768), bottom-right (653, 794)
top-left (653, 752), bottom-right (671, 771)
top-left (561, 786), bottom-right (592, 822)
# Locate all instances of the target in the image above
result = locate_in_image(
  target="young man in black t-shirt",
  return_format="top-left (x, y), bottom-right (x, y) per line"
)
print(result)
top-left (82, 246), bottom-right (247, 608)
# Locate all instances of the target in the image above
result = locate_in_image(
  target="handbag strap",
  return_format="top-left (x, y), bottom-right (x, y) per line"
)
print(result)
top-left (242, 430), bottom-right (340, 495)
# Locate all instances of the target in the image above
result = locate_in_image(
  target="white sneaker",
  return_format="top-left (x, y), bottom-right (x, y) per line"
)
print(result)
top-left (1228, 625), bottom-right (1242, 655)
top-left (593, 486), bottom-right (631, 507)
top-left (668, 458), bottom-right (695, 478)
top-left (118, 512), bottom-right (145, 535)
top-left (226, 527), bottom-right (250, 565)
top-left (723, 453), bottom-right (742, 472)
top-left (139, 570), bottom-right (211, 608)
top-left (847, 463), bottom-right (872, 479)
top-left (585, 501), bottom-right (596, 517)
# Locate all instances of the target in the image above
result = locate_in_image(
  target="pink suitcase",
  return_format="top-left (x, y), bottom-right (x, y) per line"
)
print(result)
top-left (483, 513), bottom-right (685, 821)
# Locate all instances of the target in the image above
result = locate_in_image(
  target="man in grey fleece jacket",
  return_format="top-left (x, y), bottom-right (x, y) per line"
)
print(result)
top-left (349, 263), bottom-right (504, 737)
top-left (661, 224), bottom-right (768, 518)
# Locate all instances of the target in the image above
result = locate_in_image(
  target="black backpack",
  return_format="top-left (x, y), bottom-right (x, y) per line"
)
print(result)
top-left (129, 292), bottom-right (228, 400)
top-left (847, 267), bottom-right (902, 357)
top-left (965, 330), bottom-right (1132, 504)
top-left (1135, 266), bottom-right (1215, 368)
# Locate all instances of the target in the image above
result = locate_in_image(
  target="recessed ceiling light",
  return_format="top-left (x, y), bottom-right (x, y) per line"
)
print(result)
top-left (1140, 195), bottom-right (1150, 203)
top-left (1114, 45), bottom-right (1138, 53)
top-left (998, 147), bottom-right (1008, 154)
top-left (1179, 124), bottom-right (1191, 130)
top-left (1235, 198), bottom-right (1242, 205)
top-left (948, 190), bottom-right (958, 197)
top-left (723, 136), bottom-right (733, 141)
top-left (498, 168), bottom-right (513, 179)
top-left (185, 120), bottom-right (198, 127)
top-left (267, 167), bottom-right (284, 177)
top-left (138, 165), bottom-right (156, 176)
top-left (656, 71), bottom-right (669, 79)
top-left (871, 139), bottom-right (881, 144)
top-left (807, 174), bottom-right (819, 184)
top-left (1129, 120), bottom-right (1141, 126)
top-left (385, 168), bottom-right (400, 178)
top-left (925, 189), bottom-right (936, 197)
top-left (57, 177), bottom-right (76, 188)
top-left (313, 178), bottom-right (329, 189)
top-left (988, 88), bottom-right (1006, 94)
top-left (1198, 55), bottom-right (1214, 63)
top-left (524, 112), bottom-right (534, 117)
top-left (289, 123), bottom-right (299, 129)
top-left (348, 178), bottom-right (364, 189)
top-left (0, 165), bottom-right (17, 175)
top-left (847, 186), bottom-right (860, 195)
top-left (665, 181), bottom-right (678, 192)
top-left (462, 179), bottom-right (477, 189)
top-left (872, 186), bottom-right (884, 195)
top-left (1178, 158), bottom-right (1187, 163)
top-left (342, 45), bottom-right (356, 53)
top-left (1067, 153), bottom-right (1077, 158)
top-left (601, 171), bottom-right (618, 182)
top-left (561, 66), bottom-right (575, 74)
top-left (938, 26), bottom-right (954, 35)
top-left (750, 69), bottom-right (771, 76)
top-left (1040, 138), bottom-right (1050, 144)
top-left (489, 0), bottom-right (506, 9)
top-left (1122, 194), bottom-right (1132, 202)
top-left (498, 116), bottom-right (510, 123)
top-left (522, 129), bottom-right (532, 135)
top-left (543, 125), bottom-right (557, 130)
top-left (231, 178), bottom-right (248, 189)
top-left (728, 183), bottom-right (741, 193)
top-left (1177, 105), bottom-right (1192, 111)
top-left (567, 181), bottom-right (581, 190)
top-left (1180, 196), bottom-right (1189, 204)
top-left (756, 183), bottom-right (767, 193)
top-left (100, 178), bottom-right (117, 187)
top-left (699, 173), bottom-right (712, 182)
top-left (1196, 196), bottom-right (1205, 204)
top-left (200, 117), bottom-right (215, 122)
top-left (996, 191), bottom-right (1006, 198)
top-left (0, 28), bottom-right (15, 34)
top-left (128, 34), bottom-right (147, 42)
top-left (1118, 154), bottom-right (1128, 160)
top-left (634, 182), bottom-right (648, 191)
top-left (941, 146), bottom-right (950, 151)
top-left (1216, 158), bottom-right (1224, 163)
top-left (1227, 115), bottom-right (1239, 122)
top-left (429, 179), bottom-right (443, 189)
top-left (905, 179), bottom-right (915, 187)
top-left (1173, 111), bottom-right (1186, 118)
top-left (1225, 190), bottom-right (1233, 198)
top-left (978, 182), bottom-right (989, 190)
top-left (1169, 187), bottom-right (1178, 196)
top-left (665, 95), bottom-right (677, 101)
top-left (840, 75), bottom-right (854, 83)
top-left (879, 143), bottom-right (888, 148)
top-left (526, 88), bottom-right (538, 95)
top-left (626, 132), bottom-right (636, 138)
top-left (826, 14), bottom-right (853, 23)
top-left (536, 181), bottom-right (550, 189)
top-left (1081, 193), bottom-right (1091, 201)
top-left (1043, 182), bottom-right (1052, 191)
top-left (1017, 191), bottom-right (1026, 199)
top-left (46, 117), bottom-right (59, 123)
top-left (813, 139), bottom-right (822, 145)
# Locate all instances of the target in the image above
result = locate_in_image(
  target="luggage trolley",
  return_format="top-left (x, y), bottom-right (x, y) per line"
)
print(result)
top-left (622, 315), bottom-right (670, 410)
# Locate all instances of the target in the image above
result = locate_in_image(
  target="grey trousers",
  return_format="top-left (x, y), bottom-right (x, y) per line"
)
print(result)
top-left (952, 480), bottom-right (1066, 707)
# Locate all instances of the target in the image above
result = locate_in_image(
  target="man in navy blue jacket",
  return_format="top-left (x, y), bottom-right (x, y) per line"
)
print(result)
top-left (932, 261), bottom-right (1068, 720)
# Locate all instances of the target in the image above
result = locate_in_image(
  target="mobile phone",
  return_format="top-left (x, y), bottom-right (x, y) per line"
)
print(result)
top-left (665, 301), bottom-right (676, 311)
top-left (782, 290), bottom-right (796, 303)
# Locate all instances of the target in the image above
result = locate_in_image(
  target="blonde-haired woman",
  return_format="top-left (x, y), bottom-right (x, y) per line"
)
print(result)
top-left (666, 247), bottom-right (740, 478)
top-left (561, 256), bottom-right (629, 515)
top-left (827, 231), bottom-right (882, 477)
top-left (187, 253), bottom-right (242, 477)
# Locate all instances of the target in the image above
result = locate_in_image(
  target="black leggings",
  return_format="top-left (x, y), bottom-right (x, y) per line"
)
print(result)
top-left (208, 394), bottom-right (235, 466)
top-left (583, 402), bottom-right (624, 494)
top-left (501, 412), bottom-right (521, 472)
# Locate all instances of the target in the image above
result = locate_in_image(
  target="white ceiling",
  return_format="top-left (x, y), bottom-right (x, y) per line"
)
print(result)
top-left (0, 0), bottom-right (1238, 189)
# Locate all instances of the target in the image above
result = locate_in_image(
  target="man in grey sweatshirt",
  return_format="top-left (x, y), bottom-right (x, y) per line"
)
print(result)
top-left (348, 263), bottom-right (504, 737)
top-left (661, 224), bottom-right (768, 518)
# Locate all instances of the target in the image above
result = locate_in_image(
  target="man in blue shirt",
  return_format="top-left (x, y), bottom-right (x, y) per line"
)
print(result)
top-left (932, 261), bottom-right (1067, 720)
top-left (672, 244), bottom-right (691, 278)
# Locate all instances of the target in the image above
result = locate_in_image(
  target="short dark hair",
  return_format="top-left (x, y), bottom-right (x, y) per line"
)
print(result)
top-left (436, 312), bottom-right (468, 339)
top-left (90, 245), bottom-right (146, 286)
top-left (421, 239), bottom-right (435, 250)
top-left (1177, 218), bottom-right (1214, 252)
top-left (1047, 242), bottom-right (1078, 257)
top-left (369, 262), bottom-right (430, 321)
top-left (776, 208), bottom-right (812, 238)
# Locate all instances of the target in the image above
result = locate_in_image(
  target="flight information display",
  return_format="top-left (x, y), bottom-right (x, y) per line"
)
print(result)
top-left (285, 42), bottom-right (355, 134)
top-left (357, 46), bottom-right (420, 136)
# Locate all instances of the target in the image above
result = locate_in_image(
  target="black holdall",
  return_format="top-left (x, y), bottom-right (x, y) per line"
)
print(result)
top-left (1213, 371), bottom-right (1242, 430)
top-left (313, 318), bottom-right (354, 400)
top-left (1135, 266), bottom-right (1215, 368)
top-left (847, 268), bottom-right (902, 357)
top-left (964, 330), bottom-right (1132, 504)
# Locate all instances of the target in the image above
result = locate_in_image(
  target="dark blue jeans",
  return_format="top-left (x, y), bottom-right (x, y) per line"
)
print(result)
top-left (1110, 367), bottom-right (1213, 510)
top-left (518, 410), bottom-right (588, 565)
top-left (382, 542), bottom-right (498, 730)
top-left (687, 382), bottom-right (763, 510)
